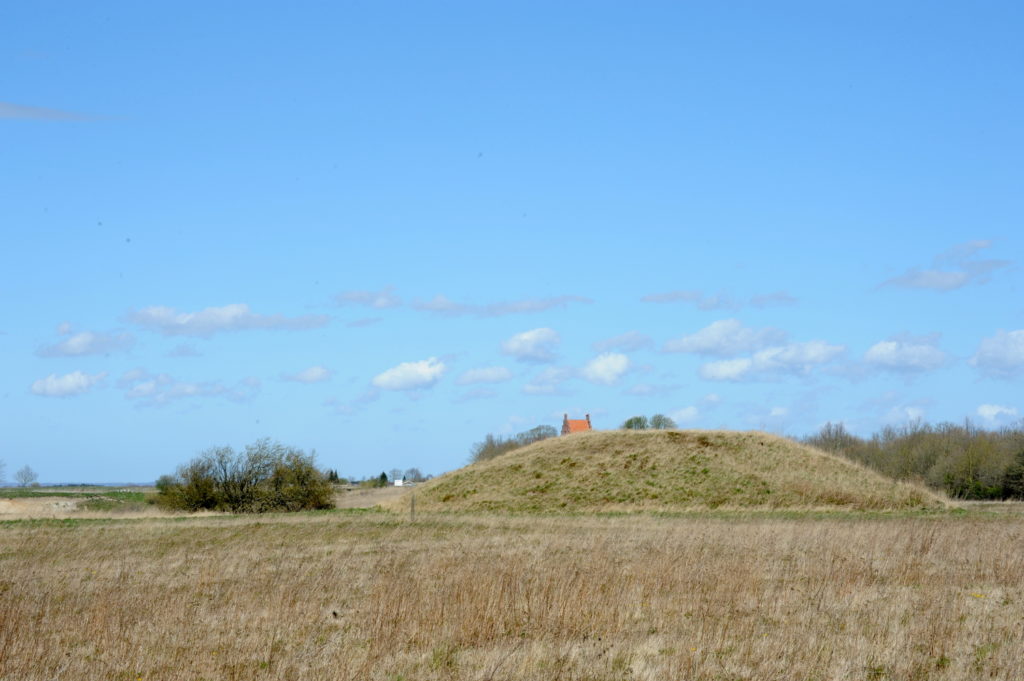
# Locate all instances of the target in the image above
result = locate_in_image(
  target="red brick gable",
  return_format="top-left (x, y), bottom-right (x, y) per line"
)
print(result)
top-left (561, 413), bottom-right (592, 435)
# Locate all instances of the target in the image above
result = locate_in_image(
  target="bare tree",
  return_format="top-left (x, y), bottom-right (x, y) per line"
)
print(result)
top-left (15, 465), bottom-right (38, 487)
top-left (650, 414), bottom-right (677, 430)
top-left (403, 467), bottom-right (425, 482)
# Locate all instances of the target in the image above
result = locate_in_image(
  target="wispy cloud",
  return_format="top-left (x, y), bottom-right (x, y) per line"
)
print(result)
top-left (167, 343), bottom-right (202, 358)
top-left (456, 367), bottom-right (513, 385)
top-left (643, 290), bottom-right (797, 310)
top-left (118, 368), bottom-right (260, 406)
top-left (372, 358), bottom-right (446, 391)
top-left (749, 291), bottom-right (798, 308)
top-left (127, 303), bottom-right (328, 337)
top-left (624, 383), bottom-right (680, 396)
top-left (346, 317), bottom-right (382, 328)
top-left (455, 388), bottom-right (499, 402)
top-left (523, 366), bottom-right (573, 395)
top-left (334, 286), bottom-right (401, 309)
top-left (0, 101), bottom-right (92, 121)
top-left (31, 370), bottom-right (106, 397)
top-left (412, 294), bottom-right (591, 317)
top-left (882, 240), bottom-right (1011, 291)
top-left (642, 290), bottom-right (738, 310)
top-left (282, 365), bottom-right (332, 383)
top-left (36, 328), bottom-right (134, 357)
top-left (593, 331), bottom-right (653, 353)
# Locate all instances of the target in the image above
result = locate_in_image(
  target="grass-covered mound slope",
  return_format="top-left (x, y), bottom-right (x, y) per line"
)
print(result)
top-left (411, 430), bottom-right (947, 513)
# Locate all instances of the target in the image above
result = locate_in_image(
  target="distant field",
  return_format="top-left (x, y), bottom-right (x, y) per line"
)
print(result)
top-left (0, 487), bottom-right (153, 517)
top-left (2, 509), bottom-right (1022, 680)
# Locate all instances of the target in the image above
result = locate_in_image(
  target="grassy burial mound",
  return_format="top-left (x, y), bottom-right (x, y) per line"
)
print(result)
top-left (411, 430), bottom-right (947, 513)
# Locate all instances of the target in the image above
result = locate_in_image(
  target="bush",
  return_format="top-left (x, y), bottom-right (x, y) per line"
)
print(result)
top-left (156, 439), bottom-right (334, 513)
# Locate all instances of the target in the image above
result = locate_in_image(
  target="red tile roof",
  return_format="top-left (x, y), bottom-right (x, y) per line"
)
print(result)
top-left (564, 419), bottom-right (591, 433)
top-left (561, 413), bottom-right (592, 435)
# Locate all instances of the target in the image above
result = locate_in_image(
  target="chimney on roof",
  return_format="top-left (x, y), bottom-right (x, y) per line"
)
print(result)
top-left (586, 414), bottom-right (591, 424)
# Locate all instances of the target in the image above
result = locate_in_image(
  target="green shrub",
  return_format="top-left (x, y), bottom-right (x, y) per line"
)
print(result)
top-left (156, 439), bottom-right (334, 513)
top-left (1002, 451), bottom-right (1024, 499)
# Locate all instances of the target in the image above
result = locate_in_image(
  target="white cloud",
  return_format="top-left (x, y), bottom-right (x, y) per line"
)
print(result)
top-left (593, 331), bottom-right (653, 353)
top-left (128, 303), bottom-right (328, 337)
top-left (37, 330), bottom-right (135, 357)
top-left (581, 353), bottom-right (631, 385)
top-left (372, 357), bottom-right (446, 391)
top-left (671, 406), bottom-right (699, 423)
top-left (971, 329), bottom-right (1024, 378)
top-left (334, 286), bottom-right (401, 309)
top-left (882, 240), bottom-right (1010, 291)
top-left (523, 367), bottom-right (573, 395)
top-left (699, 358), bottom-right (754, 381)
top-left (864, 337), bottom-right (948, 372)
top-left (31, 371), bottom-right (106, 397)
top-left (664, 319), bottom-right (787, 356)
top-left (977, 404), bottom-right (1018, 424)
top-left (769, 406), bottom-right (789, 418)
top-left (699, 340), bottom-right (845, 381)
top-left (413, 294), bottom-right (591, 317)
top-left (283, 366), bottom-right (332, 383)
top-left (457, 367), bottom-right (513, 385)
top-left (119, 369), bottom-right (259, 406)
top-left (501, 327), bottom-right (560, 362)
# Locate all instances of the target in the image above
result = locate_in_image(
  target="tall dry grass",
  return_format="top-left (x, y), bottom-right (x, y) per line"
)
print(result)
top-left (1, 511), bottom-right (1022, 680)
top-left (413, 430), bottom-right (946, 513)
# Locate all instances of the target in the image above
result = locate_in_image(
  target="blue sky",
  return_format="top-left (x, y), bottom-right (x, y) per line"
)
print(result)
top-left (3, 2), bottom-right (1022, 483)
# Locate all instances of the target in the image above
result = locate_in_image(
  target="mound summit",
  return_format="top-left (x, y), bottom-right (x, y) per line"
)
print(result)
top-left (410, 430), bottom-right (946, 513)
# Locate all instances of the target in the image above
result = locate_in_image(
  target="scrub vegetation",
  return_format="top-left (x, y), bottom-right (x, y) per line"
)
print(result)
top-left (410, 430), bottom-right (945, 514)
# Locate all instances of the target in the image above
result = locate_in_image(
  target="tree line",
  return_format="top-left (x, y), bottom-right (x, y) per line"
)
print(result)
top-left (804, 421), bottom-right (1024, 500)
top-left (470, 425), bottom-right (558, 463)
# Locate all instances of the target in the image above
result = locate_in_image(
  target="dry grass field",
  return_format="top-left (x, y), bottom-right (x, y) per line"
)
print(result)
top-left (2, 509), bottom-right (1023, 680)
top-left (409, 430), bottom-right (946, 514)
